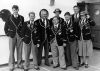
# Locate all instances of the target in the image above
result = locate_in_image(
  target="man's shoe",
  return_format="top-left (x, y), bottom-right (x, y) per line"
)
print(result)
top-left (45, 62), bottom-right (50, 66)
top-left (85, 64), bottom-right (89, 68)
top-left (61, 67), bottom-right (67, 70)
top-left (51, 61), bottom-right (53, 64)
top-left (34, 65), bottom-right (40, 70)
top-left (38, 63), bottom-right (41, 66)
top-left (9, 68), bottom-right (14, 71)
top-left (16, 65), bottom-right (24, 69)
top-left (24, 69), bottom-right (28, 71)
top-left (74, 67), bottom-right (79, 70)
top-left (38, 62), bottom-right (41, 66)
top-left (53, 65), bottom-right (59, 68)
top-left (79, 63), bottom-right (84, 67)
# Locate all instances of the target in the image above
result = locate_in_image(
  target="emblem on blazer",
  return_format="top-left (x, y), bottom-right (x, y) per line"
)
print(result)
top-left (34, 28), bottom-right (37, 33)
top-left (34, 30), bottom-right (37, 33)
top-left (58, 31), bottom-right (61, 35)
top-left (70, 29), bottom-right (73, 32)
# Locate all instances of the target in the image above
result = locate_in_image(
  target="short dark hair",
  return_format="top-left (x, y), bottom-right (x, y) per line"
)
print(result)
top-left (12, 5), bottom-right (19, 10)
top-left (52, 16), bottom-right (59, 23)
top-left (39, 9), bottom-right (49, 17)
top-left (73, 5), bottom-right (79, 9)
top-left (64, 12), bottom-right (71, 16)
top-left (29, 12), bottom-right (35, 16)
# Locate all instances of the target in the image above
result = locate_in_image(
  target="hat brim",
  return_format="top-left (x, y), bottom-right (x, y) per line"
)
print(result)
top-left (53, 11), bottom-right (61, 13)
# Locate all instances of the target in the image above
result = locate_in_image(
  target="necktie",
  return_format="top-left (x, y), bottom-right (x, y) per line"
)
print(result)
top-left (54, 25), bottom-right (58, 32)
top-left (30, 22), bottom-right (33, 30)
top-left (43, 19), bottom-right (46, 27)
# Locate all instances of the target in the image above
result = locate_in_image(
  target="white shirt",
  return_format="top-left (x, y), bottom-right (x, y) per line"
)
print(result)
top-left (66, 20), bottom-right (70, 25)
top-left (74, 13), bottom-right (79, 19)
top-left (30, 21), bottom-right (34, 24)
top-left (54, 24), bottom-right (59, 28)
top-left (14, 14), bottom-right (18, 18)
top-left (42, 19), bottom-right (47, 27)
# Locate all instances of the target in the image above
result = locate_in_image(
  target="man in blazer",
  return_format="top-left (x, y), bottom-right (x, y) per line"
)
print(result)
top-left (35, 9), bottom-right (50, 66)
top-left (71, 5), bottom-right (81, 69)
top-left (63, 12), bottom-right (72, 67)
top-left (72, 5), bottom-right (80, 40)
top-left (48, 16), bottom-right (67, 70)
top-left (4, 5), bottom-right (24, 71)
top-left (21, 12), bottom-right (40, 71)
top-left (64, 11), bottom-right (79, 70)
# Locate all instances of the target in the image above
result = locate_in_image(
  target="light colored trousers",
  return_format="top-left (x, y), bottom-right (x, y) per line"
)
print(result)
top-left (51, 39), bottom-right (66, 68)
top-left (9, 33), bottom-right (23, 69)
top-left (24, 41), bottom-right (38, 69)
top-left (69, 40), bottom-right (79, 67)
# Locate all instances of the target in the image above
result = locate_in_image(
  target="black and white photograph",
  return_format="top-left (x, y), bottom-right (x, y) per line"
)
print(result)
top-left (0, 0), bottom-right (100, 71)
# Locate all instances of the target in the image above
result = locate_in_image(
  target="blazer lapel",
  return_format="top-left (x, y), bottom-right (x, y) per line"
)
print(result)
top-left (39, 19), bottom-right (45, 28)
top-left (46, 19), bottom-right (50, 28)
top-left (10, 15), bottom-right (22, 29)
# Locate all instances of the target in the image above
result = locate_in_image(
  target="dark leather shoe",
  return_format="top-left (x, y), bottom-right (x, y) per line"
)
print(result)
top-left (79, 63), bottom-right (84, 67)
top-left (85, 64), bottom-right (89, 68)
top-left (16, 65), bottom-right (24, 69)
top-left (24, 69), bottom-right (28, 71)
top-left (51, 61), bottom-right (53, 64)
top-left (38, 63), bottom-right (41, 66)
top-left (53, 65), bottom-right (59, 68)
top-left (45, 62), bottom-right (50, 66)
top-left (34, 66), bottom-right (40, 70)
top-left (9, 68), bottom-right (14, 71)
top-left (74, 67), bottom-right (79, 70)
top-left (61, 67), bottom-right (67, 70)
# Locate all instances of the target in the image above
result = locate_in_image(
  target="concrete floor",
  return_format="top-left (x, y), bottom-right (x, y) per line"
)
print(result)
top-left (0, 49), bottom-right (100, 71)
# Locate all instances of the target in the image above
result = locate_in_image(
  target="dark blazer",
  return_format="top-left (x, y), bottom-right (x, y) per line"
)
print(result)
top-left (71, 14), bottom-right (81, 40)
top-left (4, 14), bottom-right (24, 38)
top-left (34, 19), bottom-right (51, 44)
top-left (63, 19), bottom-right (78, 42)
top-left (21, 21), bottom-right (38, 45)
top-left (48, 23), bottom-right (67, 46)
top-left (77, 18), bottom-right (95, 40)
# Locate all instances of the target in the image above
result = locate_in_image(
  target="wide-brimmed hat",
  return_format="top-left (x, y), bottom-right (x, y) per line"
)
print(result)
top-left (53, 8), bottom-right (62, 14)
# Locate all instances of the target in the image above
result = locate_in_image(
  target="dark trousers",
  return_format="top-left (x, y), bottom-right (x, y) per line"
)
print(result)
top-left (37, 39), bottom-right (49, 64)
top-left (64, 43), bottom-right (72, 67)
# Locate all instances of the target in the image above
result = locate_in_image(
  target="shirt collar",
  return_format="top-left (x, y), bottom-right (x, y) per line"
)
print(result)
top-left (13, 14), bottom-right (19, 18)
top-left (30, 20), bottom-right (34, 24)
top-left (54, 23), bottom-right (59, 27)
top-left (66, 20), bottom-right (70, 24)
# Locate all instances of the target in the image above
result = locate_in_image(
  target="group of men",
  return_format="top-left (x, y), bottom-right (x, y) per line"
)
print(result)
top-left (3, 5), bottom-right (92, 71)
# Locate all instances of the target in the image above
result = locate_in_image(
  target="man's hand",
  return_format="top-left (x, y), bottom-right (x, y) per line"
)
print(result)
top-left (37, 44), bottom-right (40, 47)
top-left (27, 24), bottom-right (30, 28)
top-left (63, 43), bottom-right (66, 47)
top-left (87, 15), bottom-right (90, 19)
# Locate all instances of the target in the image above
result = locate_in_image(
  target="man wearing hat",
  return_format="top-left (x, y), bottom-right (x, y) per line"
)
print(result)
top-left (50, 8), bottom-right (64, 26)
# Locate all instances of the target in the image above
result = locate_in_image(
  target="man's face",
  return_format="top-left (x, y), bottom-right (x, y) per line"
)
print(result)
top-left (73, 7), bottom-right (79, 14)
top-left (12, 8), bottom-right (19, 15)
top-left (29, 13), bottom-right (35, 21)
top-left (81, 15), bottom-right (86, 19)
top-left (52, 17), bottom-right (59, 25)
top-left (64, 15), bottom-right (71, 21)
top-left (40, 10), bottom-right (48, 19)
top-left (55, 12), bottom-right (60, 16)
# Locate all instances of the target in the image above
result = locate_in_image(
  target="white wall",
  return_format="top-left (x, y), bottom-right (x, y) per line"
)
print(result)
top-left (0, 0), bottom-right (77, 65)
